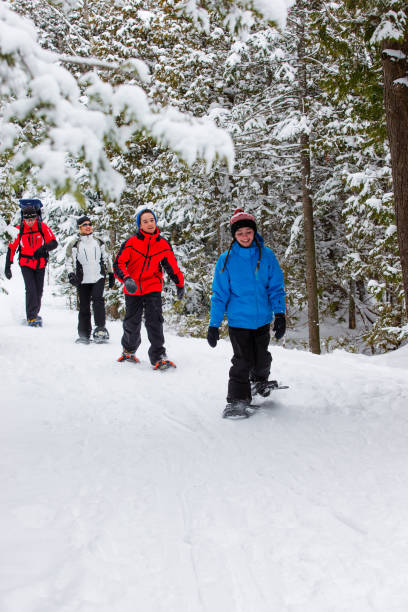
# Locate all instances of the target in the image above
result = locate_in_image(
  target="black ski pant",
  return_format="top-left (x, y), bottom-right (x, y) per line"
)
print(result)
top-left (121, 292), bottom-right (165, 364)
top-left (77, 277), bottom-right (106, 338)
top-left (20, 266), bottom-right (45, 320)
top-left (227, 324), bottom-right (272, 402)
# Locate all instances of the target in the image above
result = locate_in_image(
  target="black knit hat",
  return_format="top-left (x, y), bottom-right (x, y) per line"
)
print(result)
top-left (77, 215), bottom-right (91, 227)
top-left (22, 206), bottom-right (38, 218)
top-left (229, 208), bottom-right (257, 237)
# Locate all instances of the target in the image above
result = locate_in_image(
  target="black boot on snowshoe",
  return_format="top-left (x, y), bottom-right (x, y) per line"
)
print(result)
top-left (118, 349), bottom-right (140, 364)
top-left (223, 399), bottom-right (251, 419)
top-left (251, 379), bottom-right (279, 397)
top-left (93, 326), bottom-right (109, 344)
top-left (75, 336), bottom-right (91, 344)
top-left (153, 358), bottom-right (176, 370)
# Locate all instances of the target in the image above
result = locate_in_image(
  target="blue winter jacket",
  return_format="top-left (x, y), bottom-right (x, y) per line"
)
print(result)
top-left (210, 234), bottom-right (286, 329)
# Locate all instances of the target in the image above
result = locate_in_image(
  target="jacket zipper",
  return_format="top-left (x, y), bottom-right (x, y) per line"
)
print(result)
top-left (137, 236), bottom-right (151, 293)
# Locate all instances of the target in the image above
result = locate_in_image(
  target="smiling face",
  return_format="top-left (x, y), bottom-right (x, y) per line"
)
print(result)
top-left (235, 227), bottom-right (255, 248)
top-left (79, 221), bottom-right (93, 235)
top-left (140, 212), bottom-right (157, 234)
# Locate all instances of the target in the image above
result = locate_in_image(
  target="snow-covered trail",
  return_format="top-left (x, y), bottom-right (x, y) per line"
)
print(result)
top-left (1, 277), bottom-right (408, 612)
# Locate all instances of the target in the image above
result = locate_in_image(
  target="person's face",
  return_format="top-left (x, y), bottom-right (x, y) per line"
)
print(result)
top-left (24, 215), bottom-right (37, 227)
top-left (140, 213), bottom-right (157, 234)
top-left (79, 221), bottom-right (93, 235)
top-left (235, 227), bottom-right (254, 248)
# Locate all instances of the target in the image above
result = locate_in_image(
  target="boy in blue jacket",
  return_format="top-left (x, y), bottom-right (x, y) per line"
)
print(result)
top-left (207, 208), bottom-right (286, 418)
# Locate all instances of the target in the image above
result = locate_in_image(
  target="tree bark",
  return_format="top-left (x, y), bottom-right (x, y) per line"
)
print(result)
top-left (297, 2), bottom-right (321, 354)
top-left (382, 40), bottom-right (408, 318)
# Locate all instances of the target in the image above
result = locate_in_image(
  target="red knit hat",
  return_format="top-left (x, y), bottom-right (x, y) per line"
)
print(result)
top-left (229, 208), bottom-right (257, 237)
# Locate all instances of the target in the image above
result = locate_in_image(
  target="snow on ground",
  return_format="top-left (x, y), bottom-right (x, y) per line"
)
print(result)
top-left (1, 274), bottom-right (408, 612)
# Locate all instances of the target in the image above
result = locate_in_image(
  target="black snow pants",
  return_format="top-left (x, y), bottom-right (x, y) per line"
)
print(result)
top-left (77, 277), bottom-right (106, 338)
top-left (121, 292), bottom-right (165, 365)
top-left (20, 266), bottom-right (46, 320)
top-left (227, 323), bottom-right (272, 402)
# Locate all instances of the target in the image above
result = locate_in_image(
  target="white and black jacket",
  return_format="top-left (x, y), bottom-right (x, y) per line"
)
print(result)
top-left (65, 234), bottom-right (113, 284)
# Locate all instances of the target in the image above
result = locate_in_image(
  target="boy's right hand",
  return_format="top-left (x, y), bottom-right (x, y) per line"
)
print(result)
top-left (124, 277), bottom-right (137, 294)
top-left (4, 264), bottom-right (12, 280)
top-left (207, 326), bottom-right (219, 348)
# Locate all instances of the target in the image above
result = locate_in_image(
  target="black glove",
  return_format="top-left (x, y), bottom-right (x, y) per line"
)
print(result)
top-left (68, 272), bottom-right (79, 287)
top-left (176, 285), bottom-right (185, 300)
top-left (207, 326), bottom-right (219, 348)
top-left (33, 244), bottom-right (48, 258)
top-left (108, 273), bottom-right (115, 289)
top-left (124, 276), bottom-right (137, 294)
top-left (273, 313), bottom-right (286, 340)
top-left (4, 264), bottom-right (12, 280)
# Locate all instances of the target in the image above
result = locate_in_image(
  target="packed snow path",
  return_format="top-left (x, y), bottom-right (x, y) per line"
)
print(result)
top-left (1, 279), bottom-right (408, 612)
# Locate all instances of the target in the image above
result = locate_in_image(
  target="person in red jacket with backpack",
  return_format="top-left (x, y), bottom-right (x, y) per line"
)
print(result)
top-left (4, 200), bottom-right (57, 327)
top-left (114, 208), bottom-right (185, 369)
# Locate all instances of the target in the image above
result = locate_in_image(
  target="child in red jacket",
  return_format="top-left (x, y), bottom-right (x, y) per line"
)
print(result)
top-left (4, 201), bottom-right (57, 326)
top-left (113, 208), bottom-right (185, 369)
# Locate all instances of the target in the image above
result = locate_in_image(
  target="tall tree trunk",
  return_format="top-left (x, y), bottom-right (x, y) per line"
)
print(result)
top-left (349, 279), bottom-right (356, 329)
top-left (382, 40), bottom-right (408, 318)
top-left (297, 2), bottom-right (321, 354)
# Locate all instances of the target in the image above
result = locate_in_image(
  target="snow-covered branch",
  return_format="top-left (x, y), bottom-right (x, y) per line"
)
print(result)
top-left (0, 4), bottom-right (234, 201)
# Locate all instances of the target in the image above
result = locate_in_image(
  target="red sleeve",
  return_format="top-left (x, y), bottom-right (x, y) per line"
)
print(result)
top-left (43, 224), bottom-right (57, 244)
top-left (113, 239), bottom-right (132, 282)
top-left (8, 226), bottom-right (21, 263)
top-left (161, 245), bottom-right (184, 287)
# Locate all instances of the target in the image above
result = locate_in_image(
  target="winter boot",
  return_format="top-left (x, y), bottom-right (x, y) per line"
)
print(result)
top-left (153, 358), bottom-right (176, 371)
top-left (75, 336), bottom-right (91, 344)
top-left (118, 349), bottom-right (140, 364)
top-left (93, 326), bottom-right (109, 344)
top-left (251, 379), bottom-right (279, 398)
top-left (223, 399), bottom-right (251, 419)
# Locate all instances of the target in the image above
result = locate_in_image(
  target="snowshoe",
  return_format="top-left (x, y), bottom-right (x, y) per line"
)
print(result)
top-left (118, 350), bottom-right (140, 364)
top-left (75, 336), bottom-right (91, 345)
top-left (223, 400), bottom-right (251, 419)
top-left (153, 359), bottom-right (176, 371)
top-left (93, 326), bottom-right (109, 344)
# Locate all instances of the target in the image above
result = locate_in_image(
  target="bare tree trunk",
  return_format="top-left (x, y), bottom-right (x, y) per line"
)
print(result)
top-left (382, 40), bottom-right (408, 318)
top-left (349, 279), bottom-right (356, 329)
top-left (297, 2), bottom-right (321, 354)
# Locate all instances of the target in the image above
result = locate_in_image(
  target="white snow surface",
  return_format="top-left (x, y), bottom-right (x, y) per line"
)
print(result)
top-left (1, 275), bottom-right (408, 612)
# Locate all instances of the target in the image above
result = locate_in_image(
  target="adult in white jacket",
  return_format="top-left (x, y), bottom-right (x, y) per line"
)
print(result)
top-left (65, 215), bottom-right (114, 344)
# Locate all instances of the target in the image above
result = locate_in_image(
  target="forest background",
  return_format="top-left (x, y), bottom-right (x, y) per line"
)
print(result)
top-left (1, 0), bottom-right (407, 356)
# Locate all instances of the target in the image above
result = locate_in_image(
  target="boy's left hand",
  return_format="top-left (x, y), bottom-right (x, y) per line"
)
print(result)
top-left (273, 313), bottom-right (286, 340)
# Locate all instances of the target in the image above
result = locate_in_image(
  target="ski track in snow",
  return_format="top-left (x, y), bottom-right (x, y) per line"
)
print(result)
top-left (1, 277), bottom-right (408, 611)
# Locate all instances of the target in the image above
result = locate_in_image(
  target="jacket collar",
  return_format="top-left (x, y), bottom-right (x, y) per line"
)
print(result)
top-left (136, 227), bottom-right (160, 241)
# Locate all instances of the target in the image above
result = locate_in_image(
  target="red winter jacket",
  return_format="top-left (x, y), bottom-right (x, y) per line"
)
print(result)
top-left (8, 219), bottom-right (57, 269)
top-left (114, 228), bottom-right (184, 295)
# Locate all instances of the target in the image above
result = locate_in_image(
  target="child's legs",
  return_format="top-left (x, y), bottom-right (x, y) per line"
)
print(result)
top-left (143, 292), bottom-right (165, 364)
top-left (121, 294), bottom-right (143, 353)
top-left (250, 323), bottom-right (272, 381)
top-left (227, 327), bottom-right (253, 402)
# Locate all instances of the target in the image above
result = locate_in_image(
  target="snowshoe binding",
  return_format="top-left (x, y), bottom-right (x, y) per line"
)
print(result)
top-left (118, 350), bottom-right (140, 364)
top-left (27, 316), bottom-right (42, 328)
top-left (251, 379), bottom-right (288, 397)
top-left (93, 326), bottom-right (109, 344)
top-left (75, 336), bottom-right (91, 344)
top-left (153, 359), bottom-right (176, 371)
top-left (223, 400), bottom-right (251, 419)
